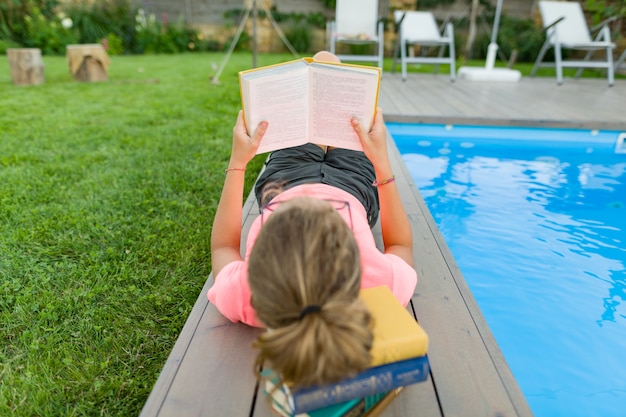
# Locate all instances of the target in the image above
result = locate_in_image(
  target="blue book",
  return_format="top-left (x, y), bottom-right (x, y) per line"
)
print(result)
top-left (266, 389), bottom-right (393, 417)
top-left (264, 355), bottom-right (429, 414)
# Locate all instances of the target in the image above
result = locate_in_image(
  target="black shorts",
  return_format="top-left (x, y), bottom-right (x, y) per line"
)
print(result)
top-left (255, 144), bottom-right (379, 227)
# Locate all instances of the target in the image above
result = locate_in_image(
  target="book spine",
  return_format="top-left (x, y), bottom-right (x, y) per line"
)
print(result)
top-left (342, 399), bottom-right (367, 417)
top-left (292, 356), bottom-right (429, 414)
top-left (370, 338), bottom-right (428, 367)
top-left (269, 394), bottom-right (366, 417)
top-left (362, 388), bottom-right (404, 417)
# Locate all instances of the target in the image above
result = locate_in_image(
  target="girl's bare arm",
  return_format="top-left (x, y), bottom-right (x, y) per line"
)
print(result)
top-left (211, 111), bottom-right (268, 277)
top-left (351, 108), bottom-right (413, 266)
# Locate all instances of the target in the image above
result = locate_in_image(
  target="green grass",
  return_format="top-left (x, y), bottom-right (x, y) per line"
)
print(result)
top-left (0, 51), bottom-right (620, 416)
top-left (0, 52), bottom-right (282, 416)
top-left (385, 58), bottom-right (626, 80)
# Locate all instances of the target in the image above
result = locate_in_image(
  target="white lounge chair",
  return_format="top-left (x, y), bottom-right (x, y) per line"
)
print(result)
top-left (392, 10), bottom-right (455, 82)
top-left (531, 1), bottom-right (615, 86)
top-left (328, 0), bottom-right (384, 69)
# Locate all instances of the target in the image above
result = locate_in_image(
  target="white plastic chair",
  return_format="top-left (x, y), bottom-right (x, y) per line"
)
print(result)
top-left (531, 1), bottom-right (615, 86)
top-left (328, 0), bottom-right (384, 69)
top-left (392, 10), bottom-right (456, 82)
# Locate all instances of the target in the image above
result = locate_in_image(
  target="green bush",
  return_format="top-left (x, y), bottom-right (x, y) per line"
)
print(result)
top-left (585, 0), bottom-right (626, 25)
top-left (285, 22), bottom-right (313, 53)
top-left (105, 32), bottom-right (124, 55)
top-left (194, 35), bottom-right (222, 52)
top-left (0, 38), bottom-right (22, 54)
top-left (1, 0), bottom-right (142, 55)
top-left (475, 16), bottom-right (556, 63)
top-left (265, 8), bottom-right (327, 30)
top-left (135, 12), bottom-right (199, 54)
top-left (23, 2), bottom-right (79, 55)
top-left (451, 12), bottom-right (552, 63)
top-left (1, 0), bottom-right (201, 56)
top-left (65, 0), bottom-right (140, 54)
top-left (419, 0), bottom-right (456, 9)
top-left (0, 0), bottom-right (60, 46)
top-left (305, 12), bottom-right (327, 29)
top-left (223, 30), bottom-right (252, 52)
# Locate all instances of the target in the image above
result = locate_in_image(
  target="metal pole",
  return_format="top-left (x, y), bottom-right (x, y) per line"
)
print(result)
top-left (261, 1), bottom-right (299, 57)
top-left (211, 5), bottom-right (252, 84)
top-left (491, 0), bottom-right (503, 45)
top-left (486, 0), bottom-right (503, 69)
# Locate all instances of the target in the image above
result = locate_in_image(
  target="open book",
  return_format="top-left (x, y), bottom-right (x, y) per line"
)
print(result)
top-left (239, 57), bottom-right (381, 154)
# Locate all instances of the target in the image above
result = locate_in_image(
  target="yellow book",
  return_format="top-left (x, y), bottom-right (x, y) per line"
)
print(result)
top-left (239, 57), bottom-right (381, 154)
top-left (361, 286), bottom-right (429, 366)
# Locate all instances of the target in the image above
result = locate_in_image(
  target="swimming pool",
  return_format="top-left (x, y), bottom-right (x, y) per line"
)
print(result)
top-left (388, 123), bottom-right (626, 417)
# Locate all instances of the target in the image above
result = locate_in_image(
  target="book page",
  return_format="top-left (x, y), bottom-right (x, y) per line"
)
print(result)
top-left (309, 65), bottom-right (379, 151)
top-left (240, 61), bottom-right (309, 154)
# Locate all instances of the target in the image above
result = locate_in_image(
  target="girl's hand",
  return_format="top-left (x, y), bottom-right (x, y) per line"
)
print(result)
top-left (352, 107), bottom-right (413, 266)
top-left (230, 110), bottom-right (268, 168)
top-left (351, 107), bottom-right (390, 171)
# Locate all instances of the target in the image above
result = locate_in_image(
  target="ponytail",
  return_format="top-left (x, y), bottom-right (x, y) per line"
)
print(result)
top-left (248, 197), bottom-right (373, 388)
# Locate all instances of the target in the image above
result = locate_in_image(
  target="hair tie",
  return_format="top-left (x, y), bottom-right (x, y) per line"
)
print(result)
top-left (299, 305), bottom-right (322, 320)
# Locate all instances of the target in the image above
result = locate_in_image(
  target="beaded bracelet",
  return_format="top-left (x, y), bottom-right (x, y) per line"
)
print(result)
top-left (372, 175), bottom-right (396, 187)
top-left (224, 167), bottom-right (246, 173)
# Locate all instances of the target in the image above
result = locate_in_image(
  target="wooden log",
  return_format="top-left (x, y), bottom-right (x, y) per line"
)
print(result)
top-left (66, 44), bottom-right (110, 82)
top-left (74, 56), bottom-right (108, 82)
top-left (6, 48), bottom-right (45, 86)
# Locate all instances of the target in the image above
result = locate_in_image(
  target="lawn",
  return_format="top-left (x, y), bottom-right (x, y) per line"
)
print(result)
top-left (0, 50), bottom-right (620, 416)
top-left (0, 52), bottom-right (277, 416)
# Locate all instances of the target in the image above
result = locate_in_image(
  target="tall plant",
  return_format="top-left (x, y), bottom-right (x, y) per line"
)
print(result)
top-left (418, 0), bottom-right (455, 9)
top-left (64, 0), bottom-right (140, 53)
top-left (585, 0), bottom-right (625, 35)
top-left (585, 0), bottom-right (626, 22)
top-left (0, 0), bottom-right (60, 44)
top-left (23, 0), bottom-right (78, 54)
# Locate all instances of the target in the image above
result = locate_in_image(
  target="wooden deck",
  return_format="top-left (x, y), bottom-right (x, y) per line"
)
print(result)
top-left (140, 74), bottom-right (626, 417)
top-left (379, 72), bottom-right (626, 130)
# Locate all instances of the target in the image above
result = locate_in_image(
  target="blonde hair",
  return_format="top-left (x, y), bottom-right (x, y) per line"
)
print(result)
top-left (248, 197), bottom-right (373, 388)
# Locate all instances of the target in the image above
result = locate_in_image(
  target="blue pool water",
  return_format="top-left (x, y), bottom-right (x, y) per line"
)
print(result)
top-left (388, 123), bottom-right (626, 417)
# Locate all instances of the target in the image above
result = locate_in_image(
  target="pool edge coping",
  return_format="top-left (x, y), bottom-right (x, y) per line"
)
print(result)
top-left (385, 114), bottom-right (626, 132)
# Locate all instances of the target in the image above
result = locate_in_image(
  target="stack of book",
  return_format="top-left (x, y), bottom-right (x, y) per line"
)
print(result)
top-left (263, 285), bottom-right (430, 417)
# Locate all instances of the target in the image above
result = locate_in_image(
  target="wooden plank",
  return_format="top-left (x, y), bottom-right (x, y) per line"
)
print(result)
top-left (387, 138), bottom-right (534, 417)
top-left (380, 77), bottom-right (420, 116)
top-left (380, 73), bottom-right (626, 130)
top-left (157, 304), bottom-right (263, 417)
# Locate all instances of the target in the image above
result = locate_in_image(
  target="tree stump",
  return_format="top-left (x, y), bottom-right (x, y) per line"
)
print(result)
top-left (66, 44), bottom-right (110, 82)
top-left (6, 48), bottom-right (45, 86)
